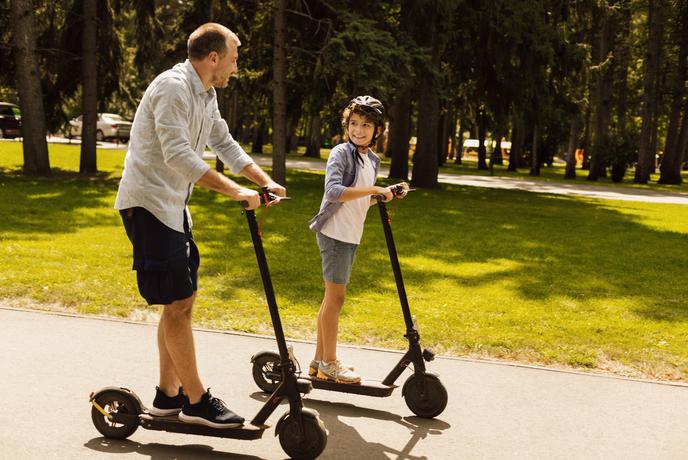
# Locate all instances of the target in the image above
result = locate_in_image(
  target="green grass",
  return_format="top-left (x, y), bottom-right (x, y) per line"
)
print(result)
top-left (1, 141), bottom-right (687, 381)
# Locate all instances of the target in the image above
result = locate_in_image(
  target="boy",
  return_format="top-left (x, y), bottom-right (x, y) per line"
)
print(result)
top-left (308, 96), bottom-right (408, 383)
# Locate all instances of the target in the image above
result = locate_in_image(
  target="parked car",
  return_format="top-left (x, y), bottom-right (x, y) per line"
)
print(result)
top-left (69, 113), bottom-right (132, 142)
top-left (0, 102), bottom-right (22, 139)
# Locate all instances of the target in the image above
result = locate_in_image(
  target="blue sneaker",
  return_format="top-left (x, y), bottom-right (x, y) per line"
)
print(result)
top-left (179, 389), bottom-right (244, 428)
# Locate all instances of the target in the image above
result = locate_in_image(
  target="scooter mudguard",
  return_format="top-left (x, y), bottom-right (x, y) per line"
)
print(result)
top-left (274, 407), bottom-right (320, 437)
top-left (90, 386), bottom-right (145, 413)
top-left (250, 349), bottom-right (279, 363)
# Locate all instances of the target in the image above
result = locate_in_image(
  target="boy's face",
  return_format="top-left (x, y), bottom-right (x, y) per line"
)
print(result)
top-left (347, 112), bottom-right (378, 148)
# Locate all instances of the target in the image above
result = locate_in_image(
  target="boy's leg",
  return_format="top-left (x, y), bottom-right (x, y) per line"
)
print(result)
top-left (160, 294), bottom-right (205, 404)
top-left (320, 281), bottom-right (346, 363)
top-left (314, 298), bottom-right (326, 361)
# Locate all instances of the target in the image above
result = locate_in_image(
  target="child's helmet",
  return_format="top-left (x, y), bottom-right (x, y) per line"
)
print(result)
top-left (346, 96), bottom-right (385, 127)
top-left (343, 96), bottom-right (385, 148)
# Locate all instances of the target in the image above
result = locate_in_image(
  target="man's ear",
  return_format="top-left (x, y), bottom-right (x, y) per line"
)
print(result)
top-left (208, 51), bottom-right (219, 65)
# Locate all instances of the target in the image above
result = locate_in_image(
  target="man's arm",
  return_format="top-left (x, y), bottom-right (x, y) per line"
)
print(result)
top-left (238, 163), bottom-right (286, 197)
top-left (195, 169), bottom-right (261, 210)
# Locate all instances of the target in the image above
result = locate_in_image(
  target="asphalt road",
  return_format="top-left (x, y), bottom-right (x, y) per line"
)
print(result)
top-left (1, 306), bottom-right (686, 459)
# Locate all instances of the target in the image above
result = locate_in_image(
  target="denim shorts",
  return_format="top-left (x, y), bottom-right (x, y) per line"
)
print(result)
top-left (316, 232), bottom-right (358, 285)
top-left (120, 207), bottom-right (199, 305)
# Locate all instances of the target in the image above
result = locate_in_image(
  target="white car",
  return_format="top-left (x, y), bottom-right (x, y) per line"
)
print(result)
top-left (69, 113), bottom-right (132, 142)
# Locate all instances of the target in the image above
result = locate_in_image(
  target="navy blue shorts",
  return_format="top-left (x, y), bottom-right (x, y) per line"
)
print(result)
top-left (120, 207), bottom-right (199, 305)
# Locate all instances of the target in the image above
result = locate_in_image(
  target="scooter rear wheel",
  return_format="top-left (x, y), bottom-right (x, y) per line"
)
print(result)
top-left (278, 411), bottom-right (328, 460)
top-left (91, 390), bottom-right (140, 439)
top-left (252, 351), bottom-right (282, 393)
top-left (402, 373), bottom-right (448, 418)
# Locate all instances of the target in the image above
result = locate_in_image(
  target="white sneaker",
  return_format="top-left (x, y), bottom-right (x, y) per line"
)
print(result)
top-left (317, 360), bottom-right (361, 384)
top-left (309, 359), bottom-right (355, 377)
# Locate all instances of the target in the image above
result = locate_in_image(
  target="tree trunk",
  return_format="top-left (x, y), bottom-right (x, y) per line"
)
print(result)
top-left (447, 107), bottom-right (456, 160)
top-left (529, 123), bottom-right (540, 176)
top-left (565, 113), bottom-right (580, 179)
top-left (659, 2), bottom-right (688, 184)
top-left (454, 117), bottom-right (464, 165)
top-left (271, 0), bottom-right (287, 184)
top-left (636, 0), bottom-right (664, 184)
top-left (80, 0), bottom-right (98, 174)
top-left (581, 104), bottom-right (591, 170)
top-left (616, 2), bottom-right (632, 136)
top-left (252, 119), bottom-right (265, 153)
top-left (508, 112), bottom-right (522, 171)
top-left (476, 109), bottom-right (488, 169)
top-left (677, 109), bottom-right (688, 173)
top-left (412, 80), bottom-right (440, 187)
top-left (588, 8), bottom-right (615, 181)
top-left (388, 88), bottom-right (412, 180)
top-left (437, 107), bottom-right (449, 166)
top-left (304, 111), bottom-right (322, 158)
top-left (492, 125), bottom-right (504, 166)
top-left (10, 0), bottom-right (51, 176)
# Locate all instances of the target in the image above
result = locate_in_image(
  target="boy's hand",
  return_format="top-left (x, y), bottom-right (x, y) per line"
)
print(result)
top-left (391, 182), bottom-right (410, 199)
top-left (375, 186), bottom-right (394, 202)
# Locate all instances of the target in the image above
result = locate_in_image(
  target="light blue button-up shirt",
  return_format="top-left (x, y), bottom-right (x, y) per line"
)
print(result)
top-left (115, 60), bottom-right (254, 232)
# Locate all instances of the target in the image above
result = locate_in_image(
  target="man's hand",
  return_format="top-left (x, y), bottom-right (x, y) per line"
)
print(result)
top-left (234, 187), bottom-right (261, 210)
top-left (264, 181), bottom-right (286, 198)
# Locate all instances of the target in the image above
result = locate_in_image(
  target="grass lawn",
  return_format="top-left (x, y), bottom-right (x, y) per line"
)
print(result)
top-left (1, 141), bottom-right (687, 381)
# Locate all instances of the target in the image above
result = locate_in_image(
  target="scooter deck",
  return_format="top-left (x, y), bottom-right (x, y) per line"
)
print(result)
top-left (139, 414), bottom-right (266, 440)
top-left (305, 375), bottom-right (397, 397)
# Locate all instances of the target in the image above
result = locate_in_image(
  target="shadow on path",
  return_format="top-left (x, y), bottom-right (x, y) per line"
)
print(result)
top-left (84, 437), bottom-right (267, 460)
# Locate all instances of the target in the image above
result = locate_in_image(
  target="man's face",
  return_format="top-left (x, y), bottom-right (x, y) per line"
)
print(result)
top-left (211, 40), bottom-right (238, 88)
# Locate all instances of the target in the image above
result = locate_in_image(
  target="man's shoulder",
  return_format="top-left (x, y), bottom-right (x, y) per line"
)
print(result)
top-left (149, 65), bottom-right (191, 95)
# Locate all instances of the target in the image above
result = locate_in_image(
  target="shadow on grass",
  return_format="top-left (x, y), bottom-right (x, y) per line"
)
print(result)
top-left (0, 168), bottom-right (121, 239)
top-left (3, 166), bottom-right (686, 367)
top-left (191, 171), bottom-right (688, 331)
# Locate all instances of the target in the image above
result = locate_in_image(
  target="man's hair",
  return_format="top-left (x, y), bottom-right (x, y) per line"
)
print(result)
top-left (187, 23), bottom-right (241, 61)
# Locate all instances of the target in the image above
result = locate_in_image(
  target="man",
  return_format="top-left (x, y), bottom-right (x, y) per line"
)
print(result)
top-left (114, 23), bottom-right (285, 428)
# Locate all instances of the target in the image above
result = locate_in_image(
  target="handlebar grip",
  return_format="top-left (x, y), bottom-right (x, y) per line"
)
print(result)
top-left (240, 191), bottom-right (291, 209)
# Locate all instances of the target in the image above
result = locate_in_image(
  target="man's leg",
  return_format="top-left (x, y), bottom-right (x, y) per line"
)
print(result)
top-left (160, 293), bottom-right (205, 404)
top-left (157, 293), bottom-right (195, 396)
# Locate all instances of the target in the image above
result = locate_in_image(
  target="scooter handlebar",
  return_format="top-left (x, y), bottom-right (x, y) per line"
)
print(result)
top-left (373, 184), bottom-right (416, 201)
top-left (240, 188), bottom-right (291, 209)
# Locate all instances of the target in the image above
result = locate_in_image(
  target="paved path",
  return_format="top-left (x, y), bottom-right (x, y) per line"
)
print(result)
top-left (13, 137), bottom-right (684, 204)
top-left (2, 307), bottom-right (687, 459)
top-left (243, 155), bottom-right (688, 205)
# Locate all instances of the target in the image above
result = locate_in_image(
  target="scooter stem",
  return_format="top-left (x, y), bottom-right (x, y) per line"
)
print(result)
top-left (244, 209), bottom-right (290, 361)
top-left (376, 200), bottom-right (415, 334)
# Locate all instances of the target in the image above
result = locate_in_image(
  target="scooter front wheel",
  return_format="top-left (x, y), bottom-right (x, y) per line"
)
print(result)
top-left (252, 351), bottom-right (282, 393)
top-left (278, 411), bottom-right (328, 460)
top-left (402, 373), bottom-right (448, 418)
top-left (91, 390), bottom-right (141, 439)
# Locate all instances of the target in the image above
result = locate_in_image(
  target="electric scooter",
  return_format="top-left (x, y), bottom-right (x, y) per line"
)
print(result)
top-left (251, 185), bottom-right (448, 418)
top-left (90, 190), bottom-right (328, 459)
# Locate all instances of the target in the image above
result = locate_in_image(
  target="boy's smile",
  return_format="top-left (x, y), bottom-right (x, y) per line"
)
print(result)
top-left (347, 112), bottom-right (377, 148)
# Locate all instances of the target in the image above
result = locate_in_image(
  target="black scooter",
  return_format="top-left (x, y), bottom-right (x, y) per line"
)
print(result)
top-left (90, 191), bottom-right (328, 459)
top-left (251, 186), bottom-right (448, 418)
